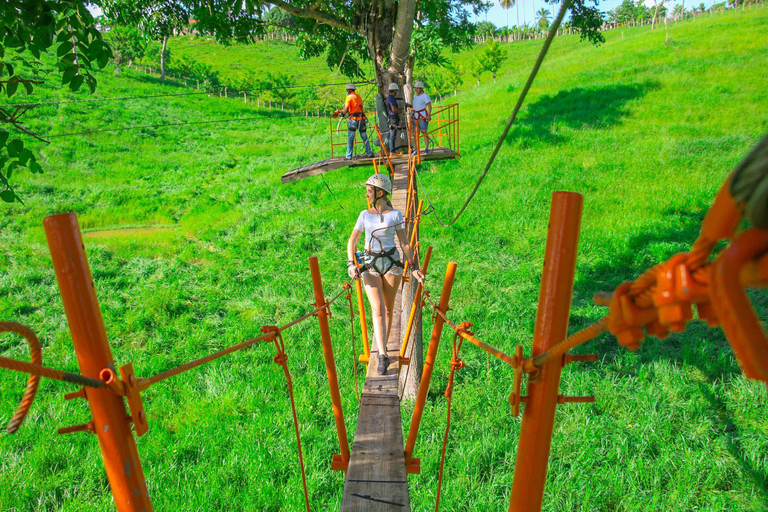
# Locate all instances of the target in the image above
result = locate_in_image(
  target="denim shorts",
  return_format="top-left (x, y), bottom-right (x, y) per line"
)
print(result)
top-left (361, 250), bottom-right (403, 277)
top-left (418, 119), bottom-right (429, 132)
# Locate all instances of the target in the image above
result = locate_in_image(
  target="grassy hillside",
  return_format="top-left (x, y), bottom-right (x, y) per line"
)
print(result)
top-left (2, 6), bottom-right (768, 511)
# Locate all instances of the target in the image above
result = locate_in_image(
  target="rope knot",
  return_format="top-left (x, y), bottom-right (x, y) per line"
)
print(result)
top-left (273, 352), bottom-right (288, 366)
top-left (456, 321), bottom-right (474, 336)
top-left (450, 358), bottom-right (465, 371)
top-left (260, 325), bottom-right (280, 339)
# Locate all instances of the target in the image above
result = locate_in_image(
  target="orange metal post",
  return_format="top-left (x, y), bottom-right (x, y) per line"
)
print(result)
top-left (400, 246), bottom-right (432, 365)
top-left (508, 192), bottom-right (583, 512)
top-left (403, 261), bottom-right (457, 473)
top-left (308, 256), bottom-right (351, 471)
top-left (355, 279), bottom-right (371, 363)
top-left (409, 200), bottom-right (425, 250)
top-left (43, 213), bottom-right (153, 512)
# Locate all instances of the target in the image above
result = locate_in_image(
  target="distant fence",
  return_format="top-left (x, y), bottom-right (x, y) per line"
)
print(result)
top-left (475, 0), bottom-right (766, 44)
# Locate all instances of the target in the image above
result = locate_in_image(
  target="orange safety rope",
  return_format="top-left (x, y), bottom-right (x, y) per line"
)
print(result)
top-left (263, 326), bottom-right (311, 512)
top-left (140, 285), bottom-right (350, 388)
top-left (345, 289), bottom-right (361, 402)
top-left (435, 329), bottom-right (465, 511)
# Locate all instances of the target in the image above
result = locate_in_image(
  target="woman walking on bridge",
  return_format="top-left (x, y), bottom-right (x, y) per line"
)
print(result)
top-left (347, 174), bottom-right (423, 375)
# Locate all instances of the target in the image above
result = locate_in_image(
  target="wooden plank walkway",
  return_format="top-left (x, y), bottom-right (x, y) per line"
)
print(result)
top-left (281, 147), bottom-right (457, 184)
top-left (340, 164), bottom-right (412, 511)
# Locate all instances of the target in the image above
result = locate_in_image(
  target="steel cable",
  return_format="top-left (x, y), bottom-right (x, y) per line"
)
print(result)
top-left (416, 0), bottom-right (573, 228)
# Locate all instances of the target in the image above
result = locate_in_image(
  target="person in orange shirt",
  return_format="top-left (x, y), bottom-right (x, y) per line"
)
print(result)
top-left (335, 83), bottom-right (375, 160)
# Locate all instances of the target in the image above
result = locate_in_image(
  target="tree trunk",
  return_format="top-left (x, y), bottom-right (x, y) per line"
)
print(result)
top-left (403, 55), bottom-right (415, 105)
top-left (387, 0), bottom-right (415, 94)
top-left (160, 36), bottom-right (168, 81)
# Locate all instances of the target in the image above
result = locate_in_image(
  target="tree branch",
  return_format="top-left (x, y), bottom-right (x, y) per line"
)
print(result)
top-left (267, 0), bottom-right (358, 32)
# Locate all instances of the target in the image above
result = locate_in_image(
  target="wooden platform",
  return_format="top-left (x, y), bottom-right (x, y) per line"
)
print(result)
top-left (281, 147), bottom-right (458, 184)
top-left (339, 164), bottom-right (412, 511)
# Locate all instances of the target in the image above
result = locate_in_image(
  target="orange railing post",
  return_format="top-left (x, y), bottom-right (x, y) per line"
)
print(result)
top-left (409, 200), bottom-right (425, 250)
top-left (43, 213), bottom-right (153, 512)
top-left (403, 261), bottom-right (458, 474)
top-left (308, 256), bottom-right (351, 471)
top-left (508, 191), bottom-right (583, 512)
top-left (355, 279), bottom-right (371, 363)
top-left (400, 246), bottom-right (432, 365)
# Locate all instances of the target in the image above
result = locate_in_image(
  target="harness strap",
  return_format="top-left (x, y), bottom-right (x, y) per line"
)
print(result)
top-left (365, 247), bottom-right (403, 275)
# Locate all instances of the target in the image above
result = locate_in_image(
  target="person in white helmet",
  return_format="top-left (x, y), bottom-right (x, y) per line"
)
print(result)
top-left (346, 174), bottom-right (423, 375)
top-left (411, 80), bottom-right (432, 154)
top-left (386, 83), bottom-right (402, 155)
top-left (334, 82), bottom-right (375, 160)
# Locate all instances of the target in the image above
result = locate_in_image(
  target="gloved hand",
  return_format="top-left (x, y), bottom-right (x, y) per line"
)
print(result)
top-left (411, 269), bottom-right (425, 283)
top-left (333, 110), bottom-right (342, 118)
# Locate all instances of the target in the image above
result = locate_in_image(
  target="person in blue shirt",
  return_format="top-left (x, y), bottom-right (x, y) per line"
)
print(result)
top-left (386, 83), bottom-right (402, 155)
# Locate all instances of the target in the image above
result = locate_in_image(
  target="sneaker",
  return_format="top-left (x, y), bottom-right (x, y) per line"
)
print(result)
top-left (377, 358), bottom-right (387, 375)
top-left (344, 156), bottom-right (354, 160)
top-left (365, 153), bottom-right (375, 158)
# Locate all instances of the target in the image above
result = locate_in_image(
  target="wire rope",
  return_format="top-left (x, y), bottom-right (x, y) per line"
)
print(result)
top-left (417, 0), bottom-right (573, 228)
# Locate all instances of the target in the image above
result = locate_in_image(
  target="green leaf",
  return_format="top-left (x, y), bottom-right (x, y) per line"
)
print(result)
top-left (69, 74), bottom-right (85, 92)
top-left (6, 80), bottom-right (18, 97)
top-left (61, 66), bottom-right (78, 84)
top-left (18, 148), bottom-right (33, 165)
top-left (22, 81), bottom-right (33, 94)
top-left (7, 139), bottom-right (22, 157)
top-left (0, 190), bottom-right (15, 203)
top-left (57, 41), bottom-right (72, 57)
top-left (97, 49), bottom-right (110, 69)
top-left (29, 160), bottom-right (43, 174)
top-left (0, 131), bottom-right (9, 147)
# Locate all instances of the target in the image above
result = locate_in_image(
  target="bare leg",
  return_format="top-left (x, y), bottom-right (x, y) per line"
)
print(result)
top-left (362, 273), bottom-right (388, 357)
top-left (381, 272), bottom-right (403, 352)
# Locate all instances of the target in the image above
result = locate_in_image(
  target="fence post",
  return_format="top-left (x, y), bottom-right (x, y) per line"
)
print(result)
top-left (508, 191), bottom-right (583, 512)
top-left (308, 256), bottom-right (350, 471)
top-left (43, 213), bottom-right (153, 512)
top-left (403, 261), bottom-right (457, 473)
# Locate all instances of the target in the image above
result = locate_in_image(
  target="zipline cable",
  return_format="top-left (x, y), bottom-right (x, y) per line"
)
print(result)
top-left (419, 0), bottom-right (573, 228)
top-left (45, 112), bottom-right (315, 139)
top-left (2, 80), bottom-right (376, 108)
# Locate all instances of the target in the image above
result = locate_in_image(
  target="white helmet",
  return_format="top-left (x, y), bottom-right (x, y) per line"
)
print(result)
top-left (414, 80), bottom-right (425, 89)
top-left (388, 82), bottom-right (399, 92)
top-left (346, 82), bottom-right (356, 91)
top-left (365, 174), bottom-right (392, 195)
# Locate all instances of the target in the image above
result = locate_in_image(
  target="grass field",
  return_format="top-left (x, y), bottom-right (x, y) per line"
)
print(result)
top-left (1, 6), bottom-right (768, 511)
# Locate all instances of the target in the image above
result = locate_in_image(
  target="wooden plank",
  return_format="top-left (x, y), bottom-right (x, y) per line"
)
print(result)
top-left (340, 163), bottom-right (412, 512)
top-left (281, 148), bottom-right (457, 184)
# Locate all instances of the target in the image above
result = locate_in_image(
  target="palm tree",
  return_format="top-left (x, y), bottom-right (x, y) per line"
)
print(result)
top-left (536, 8), bottom-right (552, 30)
top-left (500, 0), bottom-right (516, 33)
